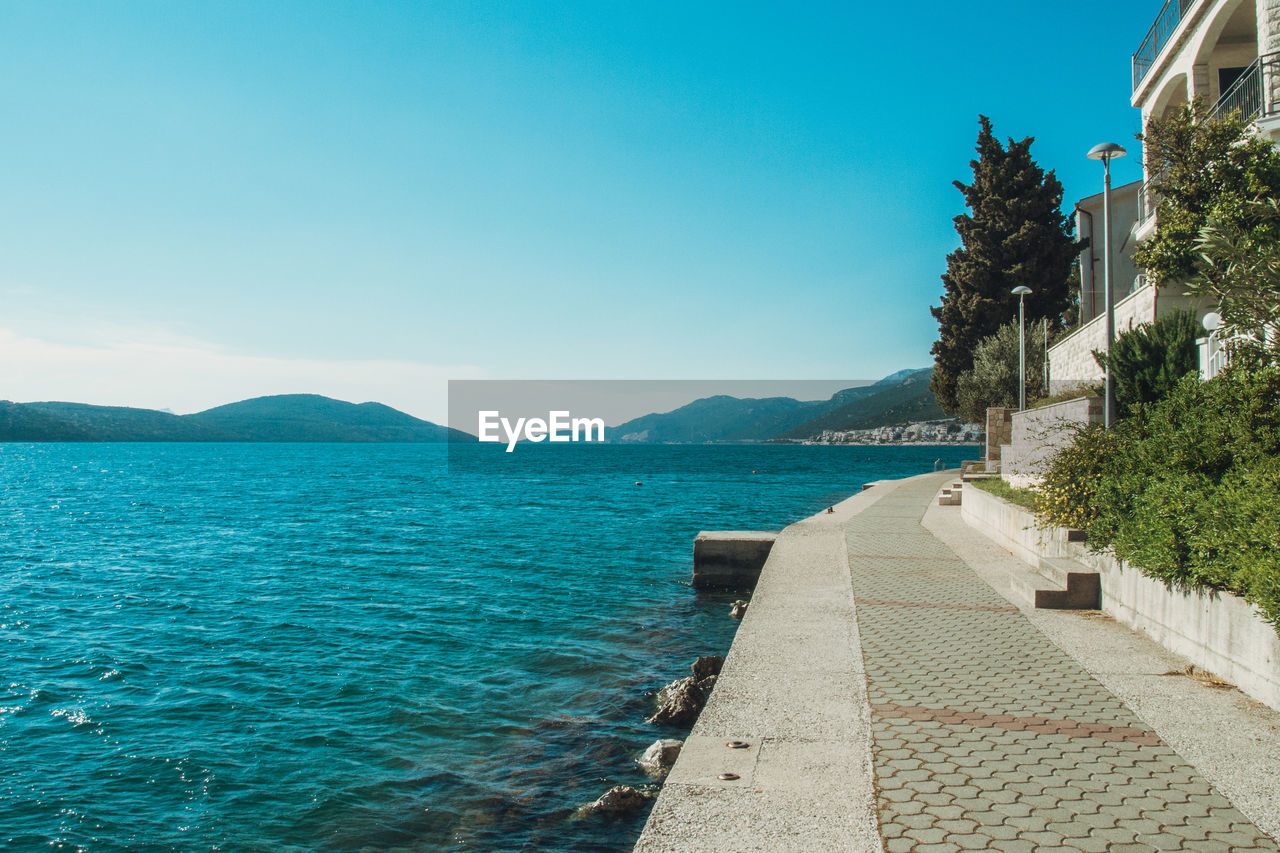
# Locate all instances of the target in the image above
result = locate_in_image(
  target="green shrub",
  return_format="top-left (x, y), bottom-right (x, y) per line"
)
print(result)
top-left (1093, 309), bottom-right (1200, 418)
top-left (1035, 424), bottom-right (1119, 531)
top-left (1037, 359), bottom-right (1280, 629)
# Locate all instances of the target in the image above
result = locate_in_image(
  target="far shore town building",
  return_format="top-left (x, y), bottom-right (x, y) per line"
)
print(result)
top-left (812, 420), bottom-right (983, 446)
top-left (1048, 0), bottom-right (1280, 394)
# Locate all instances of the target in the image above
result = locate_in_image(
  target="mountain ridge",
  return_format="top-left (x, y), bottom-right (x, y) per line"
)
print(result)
top-left (607, 368), bottom-right (955, 444)
top-left (0, 394), bottom-right (473, 443)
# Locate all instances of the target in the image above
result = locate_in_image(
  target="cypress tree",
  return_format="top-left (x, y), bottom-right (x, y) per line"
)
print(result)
top-left (930, 116), bottom-right (1078, 414)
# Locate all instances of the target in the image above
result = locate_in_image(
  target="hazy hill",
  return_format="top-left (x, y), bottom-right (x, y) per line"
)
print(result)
top-left (0, 401), bottom-right (97, 442)
top-left (775, 369), bottom-right (943, 439)
top-left (188, 395), bottom-right (465, 442)
top-left (608, 395), bottom-right (821, 444)
top-left (22, 402), bottom-right (237, 442)
top-left (607, 370), bottom-right (943, 444)
top-left (0, 395), bottom-right (473, 443)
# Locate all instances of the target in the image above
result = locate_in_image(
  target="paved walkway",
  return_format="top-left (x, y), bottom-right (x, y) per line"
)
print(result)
top-left (635, 471), bottom-right (1280, 852)
top-left (851, 475), bottom-right (1275, 853)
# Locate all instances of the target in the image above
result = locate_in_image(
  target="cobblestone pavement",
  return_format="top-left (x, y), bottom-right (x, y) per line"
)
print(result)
top-left (848, 478), bottom-right (1277, 853)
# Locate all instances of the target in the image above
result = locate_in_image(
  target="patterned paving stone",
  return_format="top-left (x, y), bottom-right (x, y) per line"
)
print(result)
top-left (848, 478), bottom-right (1277, 853)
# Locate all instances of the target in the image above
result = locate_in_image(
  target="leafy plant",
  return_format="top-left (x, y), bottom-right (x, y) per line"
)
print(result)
top-left (953, 319), bottom-right (1047, 424)
top-left (1093, 309), bottom-right (1200, 418)
top-left (1193, 198), bottom-right (1280, 342)
top-left (1035, 424), bottom-right (1119, 531)
top-left (1134, 101), bottom-right (1280, 286)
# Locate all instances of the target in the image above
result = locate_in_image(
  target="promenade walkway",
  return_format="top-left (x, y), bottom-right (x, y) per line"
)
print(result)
top-left (636, 471), bottom-right (1280, 852)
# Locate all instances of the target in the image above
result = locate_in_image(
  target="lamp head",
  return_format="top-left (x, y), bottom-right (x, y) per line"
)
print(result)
top-left (1202, 311), bottom-right (1222, 332)
top-left (1011, 286), bottom-right (1033, 296)
top-left (1087, 142), bottom-right (1127, 161)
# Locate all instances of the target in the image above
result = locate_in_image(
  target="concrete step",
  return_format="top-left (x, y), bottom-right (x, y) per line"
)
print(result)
top-left (938, 487), bottom-right (962, 507)
top-left (1010, 569), bottom-right (1061, 608)
top-left (961, 472), bottom-right (999, 483)
top-left (1038, 557), bottom-right (1074, 588)
top-left (1012, 558), bottom-right (1101, 610)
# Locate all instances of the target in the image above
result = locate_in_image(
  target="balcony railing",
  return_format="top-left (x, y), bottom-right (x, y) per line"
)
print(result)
top-left (1133, 0), bottom-right (1196, 91)
top-left (1209, 52), bottom-right (1280, 123)
top-left (1137, 180), bottom-right (1158, 227)
top-left (1199, 330), bottom-right (1231, 380)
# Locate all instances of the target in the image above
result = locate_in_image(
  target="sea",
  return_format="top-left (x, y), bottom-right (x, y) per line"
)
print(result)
top-left (0, 442), bottom-right (975, 852)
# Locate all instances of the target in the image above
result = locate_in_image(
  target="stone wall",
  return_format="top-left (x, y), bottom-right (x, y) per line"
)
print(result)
top-left (1265, 0), bottom-right (1280, 116)
top-left (1000, 396), bottom-right (1103, 490)
top-left (984, 407), bottom-right (1013, 466)
top-left (1048, 285), bottom-right (1154, 395)
top-left (1047, 283), bottom-right (1213, 395)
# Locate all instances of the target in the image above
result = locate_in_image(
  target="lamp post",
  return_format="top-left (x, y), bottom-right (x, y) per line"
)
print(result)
top-left (1087, 142), bottom-right (1128, 429)
top-left (1012, 286), bottom-right (1033, 411)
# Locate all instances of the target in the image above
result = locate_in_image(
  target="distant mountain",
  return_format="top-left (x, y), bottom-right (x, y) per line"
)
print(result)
top-left (188, 395), bottom-right (466, 442)
top-left (22, 402), bottom-right (238, 442)
top-left (0, 394), bottom-right (473, 443)
top-left (607, 369), bottom-right (946, 444)
top-left (774, 369), bottom-right (943, 439)
top-left (0, 402), bottom-right (96, 442)
top-left (607, 395), bottom-right (827, 444)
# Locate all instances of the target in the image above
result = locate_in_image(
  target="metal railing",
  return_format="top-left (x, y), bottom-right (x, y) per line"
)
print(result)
top-left (1133, 0), bottom-right (1197, 91)
top-left (1137, 180), bottom-right (1158, 227)
top-left (1202, 331), bottom-right (1230, 379)
top-left (1131, 272), bottom-right (1148, 299)
top-left (1209, 52), bottom-right (1280, 123)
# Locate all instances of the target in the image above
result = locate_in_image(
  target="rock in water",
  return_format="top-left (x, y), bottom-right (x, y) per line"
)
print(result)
top-left (636, 739), bottom-right (683, 777)
top-left (691, 654), bottom-right (724, 682)
top-left (587, 785), bottom-right (650, 815)
top-left (729, 600), bottom-right (748, 619)
top-left (647, 677), bottom-right (705, 726)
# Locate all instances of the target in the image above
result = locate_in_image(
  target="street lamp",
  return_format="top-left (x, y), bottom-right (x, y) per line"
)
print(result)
top-left (1087, 141), bottom-right (1128, 428)
top-left (1012, 285), bottom-right (1033, 411)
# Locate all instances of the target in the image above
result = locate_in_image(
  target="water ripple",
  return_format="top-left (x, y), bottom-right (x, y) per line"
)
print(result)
top-left (0, 441), bottom-right (972, 851)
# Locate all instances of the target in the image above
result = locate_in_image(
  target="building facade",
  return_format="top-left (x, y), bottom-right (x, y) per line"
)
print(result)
top-left (1047, 0), bottom-right (1279, 394)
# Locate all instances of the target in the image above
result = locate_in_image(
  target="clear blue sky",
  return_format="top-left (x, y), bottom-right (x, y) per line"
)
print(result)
top-left (0, 1), bottom-right (1159, 420)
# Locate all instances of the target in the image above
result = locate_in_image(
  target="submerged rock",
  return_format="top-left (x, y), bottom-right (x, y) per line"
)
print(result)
top-left (729, 599), bottom-right (748, 619)
top-left (647, 677), bottom-right (705, 726)
top-left (585, 784), bottom-right (650, 815)
top-left (636, 738), bottom-right (683, 777)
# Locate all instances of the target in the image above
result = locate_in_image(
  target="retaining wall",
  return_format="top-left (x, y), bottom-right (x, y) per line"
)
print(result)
top-left (1000, 396), bottom-right (1103, 489)
top-left (962, 484), bottom-right (1280, 713)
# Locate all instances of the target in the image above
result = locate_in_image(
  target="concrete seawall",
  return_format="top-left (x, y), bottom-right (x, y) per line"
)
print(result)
top-left (635, 470), bottom-right (1280, 851)
top-left (634, 475), bottom-right (938, 852)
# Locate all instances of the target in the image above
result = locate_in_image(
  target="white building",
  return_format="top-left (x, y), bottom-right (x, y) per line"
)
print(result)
top-left (1048, 0), bottom-right (1280, 393)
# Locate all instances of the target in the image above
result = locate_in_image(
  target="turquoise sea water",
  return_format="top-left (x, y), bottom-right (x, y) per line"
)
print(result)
top-left (1, 442), bottom-right (975, 852)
